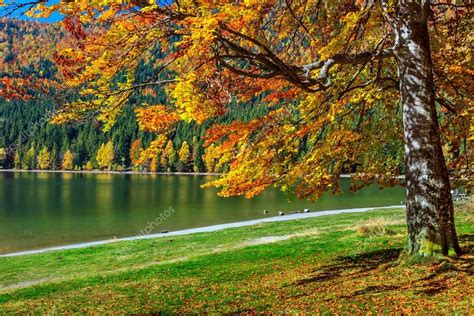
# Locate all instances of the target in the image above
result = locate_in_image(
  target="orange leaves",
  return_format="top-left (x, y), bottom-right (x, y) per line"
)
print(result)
top-left (263, 89), bottom-right (299, 105)
top-left (0, 76), bottom-right (51, 100)
top-left (428, 5), bottom-right (473, 183)
top-left (129, 139), bottom-right (142, 167)
top-left (0, 20), bottom-right (60, 99)
top-left (0, 77), bottom-right (30, 99)
top-left (169, 72), bottom-right (229, 123)
top-left (135, 104), bottom-right (179, 133)
top-left (205, 121), bottom-right (256, 148)
top-left (11, 0), bottom-right (471, 199)
top-left (139, 135), bottom-right (167, 164)
top-left (63, 16), bottom-right (86, 43)
top-left (53, 49), bottom-right (85, 80)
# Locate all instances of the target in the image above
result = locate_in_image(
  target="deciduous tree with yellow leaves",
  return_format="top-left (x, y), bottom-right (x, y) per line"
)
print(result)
top-left (203, 144), bottom-right (221, 173)
top-left (37, 147), bottom-right (51, 170)
top-left (178, 141), bottom-right (191, 172)
top-left (0, 148), bottom-right (6, 166)
top-left (13, 150), bottom-right (21, 169)
top-left (96, 140), bottom-right (115, 170)
top-left (150, 156), bottom-right (158, 172)
top-left (62, 149), bottom-right (74, 170)
top-left (23, 145), bottom-right (36, 170)
top-left (85, 160), bottom-right (94, 171)
top-left (163, 140), bottom-right (176, 172)
top-left (2, 0), bottom-right (472, 257)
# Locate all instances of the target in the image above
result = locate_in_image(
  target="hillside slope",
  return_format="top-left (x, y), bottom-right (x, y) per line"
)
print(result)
top-left (0, 19), bottom-right (270, 173)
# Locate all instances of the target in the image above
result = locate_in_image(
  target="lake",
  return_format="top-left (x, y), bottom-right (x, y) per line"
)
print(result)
top-left (0, 172), bottom-right (405, 254)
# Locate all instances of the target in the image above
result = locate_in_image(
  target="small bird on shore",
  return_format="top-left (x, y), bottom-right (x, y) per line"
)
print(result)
top-left (304, 209), bottom-right (310, 213)
top-left (278, 211), bottom-right (285, 216)
top-left (263, 210), bottom-right (268, 215)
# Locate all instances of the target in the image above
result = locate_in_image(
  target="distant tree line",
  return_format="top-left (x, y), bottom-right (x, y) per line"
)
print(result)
top-left (0, 62), bottom-right (269, 174)
top-left (0, 19), bottom-right (278, 173)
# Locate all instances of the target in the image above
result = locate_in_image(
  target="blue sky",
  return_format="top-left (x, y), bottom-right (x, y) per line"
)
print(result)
top-left (5, 0), bottom-right (62, 23)
top-left (6, 0), bottom-right (175, 23)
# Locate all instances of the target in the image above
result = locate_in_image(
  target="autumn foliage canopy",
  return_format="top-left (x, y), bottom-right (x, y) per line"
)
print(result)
top-left (1, 0), bottom-right (472, 199)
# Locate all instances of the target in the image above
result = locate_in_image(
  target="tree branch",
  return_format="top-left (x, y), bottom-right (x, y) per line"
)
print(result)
top-left (299, 49), bottom-right (395, 88)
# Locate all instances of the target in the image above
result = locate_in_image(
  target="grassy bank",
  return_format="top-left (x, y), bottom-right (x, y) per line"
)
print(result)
top-left (0, 200), bottom-right (472, 313)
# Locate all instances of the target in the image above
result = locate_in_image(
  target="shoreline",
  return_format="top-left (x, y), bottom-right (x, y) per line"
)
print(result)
top-left (0, 205), bottom-right (404, 258)
top-left (0, 169), bottom-right (405, 179)
top-left (0, 169), bottom-right (221, 176)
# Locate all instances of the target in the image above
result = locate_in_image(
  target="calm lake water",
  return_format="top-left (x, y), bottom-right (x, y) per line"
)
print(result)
top-left (0, 172), bottom-right (405, 254)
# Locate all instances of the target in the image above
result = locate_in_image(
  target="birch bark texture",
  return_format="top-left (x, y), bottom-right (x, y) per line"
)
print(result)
top-left (393, 0), bottom-right (461, 256)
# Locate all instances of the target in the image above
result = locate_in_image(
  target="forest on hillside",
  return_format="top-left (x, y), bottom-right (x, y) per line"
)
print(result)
top-left (0, 19), bottom-right (271, 173)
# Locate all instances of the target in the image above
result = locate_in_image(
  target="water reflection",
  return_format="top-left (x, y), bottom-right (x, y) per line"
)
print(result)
top-left (0, 172), bottom-right (405, 254)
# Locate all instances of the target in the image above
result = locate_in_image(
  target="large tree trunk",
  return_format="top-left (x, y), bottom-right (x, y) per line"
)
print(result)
top-left (395, 1), bottom-right (461, 256)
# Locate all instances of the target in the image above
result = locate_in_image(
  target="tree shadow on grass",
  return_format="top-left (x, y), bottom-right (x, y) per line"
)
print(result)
top-left (351, 284), bottom-right (401, 296)
top-left (414, 277), bottom-right (449, 295)
top-left (296, 248), bottom-right (402, 286)
top-left (295, 240), bottom-right (472, 299)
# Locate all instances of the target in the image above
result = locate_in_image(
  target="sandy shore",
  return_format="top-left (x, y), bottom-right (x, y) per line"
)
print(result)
top-left (0, 205), bottom-right (404, 258)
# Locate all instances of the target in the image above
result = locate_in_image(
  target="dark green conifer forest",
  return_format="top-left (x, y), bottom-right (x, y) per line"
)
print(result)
top-left (0, 19), bottom-right (269, 172)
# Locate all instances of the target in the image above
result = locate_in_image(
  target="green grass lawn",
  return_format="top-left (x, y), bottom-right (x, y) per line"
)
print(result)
top-left (1, 199), bottom-right (473, 313)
